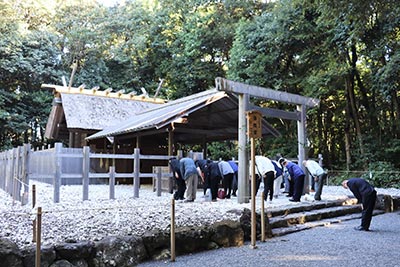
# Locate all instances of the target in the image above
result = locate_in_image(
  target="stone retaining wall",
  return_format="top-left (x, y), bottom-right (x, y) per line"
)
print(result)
top-left (1, 195), bottom-right (399, 267)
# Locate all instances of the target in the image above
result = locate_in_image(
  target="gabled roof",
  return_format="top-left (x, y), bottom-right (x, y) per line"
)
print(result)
top-left (87, 89), bottom-right (280, 143)
top-left (43, 84), bottom-right (165, 139)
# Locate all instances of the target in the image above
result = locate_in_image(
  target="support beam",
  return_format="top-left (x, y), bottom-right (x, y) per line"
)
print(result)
top-left (216, 77), bottom-right (320, 108)
top-left (248, 104), bottom-right (300, 121)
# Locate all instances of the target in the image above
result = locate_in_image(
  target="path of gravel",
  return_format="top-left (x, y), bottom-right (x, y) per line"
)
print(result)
top-left (138, 211), bottom-right (400, 267)
top-left (1, 181), bottom-right (399, 251)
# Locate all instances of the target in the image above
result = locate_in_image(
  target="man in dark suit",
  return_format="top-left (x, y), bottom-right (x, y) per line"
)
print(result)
top-left (342, 178), bottom-right (377, 231)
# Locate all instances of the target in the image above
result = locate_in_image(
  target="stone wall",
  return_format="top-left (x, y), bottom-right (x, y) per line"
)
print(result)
top-left (0, 220), bottom-right (245, 267)
top-left (1, 194), bottom-right (399, 267)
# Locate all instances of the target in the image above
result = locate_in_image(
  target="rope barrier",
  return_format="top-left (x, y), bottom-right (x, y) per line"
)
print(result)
top-left (13, 176), bottom-right (29, 187)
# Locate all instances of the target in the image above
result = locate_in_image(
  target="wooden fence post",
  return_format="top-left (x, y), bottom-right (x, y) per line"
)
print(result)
top-left (133, 148), bottom-right (140, 198)
top-left (156, 166), bottom-right (162, 197)
top-left (82, 146), bottom-right (90, 201)
top-left (109, 166), bottom-right (115, 200)
top-left (32, 184), bottom-right (37, 243)
top-left (12, 147), bottom-right (17, 203)
top-left (22, 144), bottom-right (30, 205)
top-left (54, 143), bottom-right (62, 203)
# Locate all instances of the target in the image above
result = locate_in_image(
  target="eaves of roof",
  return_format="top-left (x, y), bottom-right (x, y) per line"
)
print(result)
top-left (87, 89), bottom-right (227, 140)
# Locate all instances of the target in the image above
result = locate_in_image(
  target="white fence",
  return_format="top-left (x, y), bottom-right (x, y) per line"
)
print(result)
top-left (0, 143), bottom-right (177, 204)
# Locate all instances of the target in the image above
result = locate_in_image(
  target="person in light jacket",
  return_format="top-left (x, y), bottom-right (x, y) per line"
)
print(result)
top-left (179, 157), bottom-right (198, 202)
top-left (303, 159), bottom-right (327, 201)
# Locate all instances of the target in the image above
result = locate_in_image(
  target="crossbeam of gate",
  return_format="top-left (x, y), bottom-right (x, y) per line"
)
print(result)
top-left (215, 77), bottom-right (320, 204)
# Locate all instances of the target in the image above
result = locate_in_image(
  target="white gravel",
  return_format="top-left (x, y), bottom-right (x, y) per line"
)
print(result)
top-left (1, 181), bottom-right (399, 250)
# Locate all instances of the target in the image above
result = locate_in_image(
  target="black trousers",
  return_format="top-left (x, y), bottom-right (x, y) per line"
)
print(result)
top-left (264, 171), bottom-right (275, 201)
top-left (210, 176), bottom-right (221, 200)
top-left (222, 173), bottom-right (234, 198)
top-left (174, 178), bottom-right (186, 200)
top-left (292, 174), bottom-right (305, 201)
top-left (361, 190), bottom-right (377, 230)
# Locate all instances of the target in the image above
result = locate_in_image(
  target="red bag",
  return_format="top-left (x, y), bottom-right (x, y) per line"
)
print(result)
top-left (218, 189), bottom-right (226, 199)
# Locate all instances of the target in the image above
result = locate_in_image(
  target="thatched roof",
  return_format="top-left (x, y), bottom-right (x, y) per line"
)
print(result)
top-left (43, 84), bottom-right (165, 139)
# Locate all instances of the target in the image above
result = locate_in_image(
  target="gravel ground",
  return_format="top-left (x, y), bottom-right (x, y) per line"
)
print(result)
top-left (138, 211), bottom-right (400, 267)
top-left (1, 181), bottom-right (399, 252)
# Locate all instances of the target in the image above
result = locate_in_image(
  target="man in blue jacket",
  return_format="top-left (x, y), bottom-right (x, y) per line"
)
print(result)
top-left (342, 178), bottom-right (377, 231)
top-left (279, 158), bottom-right (305, 202)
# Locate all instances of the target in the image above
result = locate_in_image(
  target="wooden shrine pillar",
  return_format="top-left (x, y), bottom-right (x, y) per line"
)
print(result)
top-left (238, 93), bottom-right (249, 204)
top-left (297, 104), bottom-right (309, 194)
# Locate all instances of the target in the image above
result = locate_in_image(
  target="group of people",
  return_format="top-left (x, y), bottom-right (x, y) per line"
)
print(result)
top-left (169, 157), bottom-right (238, 202)
top-left (168, 155), bottom-right (377, 231)
top-left (169, 155), bottom-right (329, 203)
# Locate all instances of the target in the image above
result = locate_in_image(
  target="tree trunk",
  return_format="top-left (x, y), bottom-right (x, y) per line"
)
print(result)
top-left (391, 90), bottom-right (400, 138)
top-left (346, 48), bottom-right (364, 159)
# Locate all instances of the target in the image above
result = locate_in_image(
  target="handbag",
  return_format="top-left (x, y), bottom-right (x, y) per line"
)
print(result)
top-left (218, 189), bottom-right (226, 199)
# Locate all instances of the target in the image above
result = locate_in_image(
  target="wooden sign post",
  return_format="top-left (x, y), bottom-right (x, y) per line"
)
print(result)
top-left (247, 110), bottom-right (262, 249)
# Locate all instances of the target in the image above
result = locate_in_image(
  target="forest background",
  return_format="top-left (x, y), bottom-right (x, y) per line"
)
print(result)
top-left (0, 0), bottom-right (399, 187)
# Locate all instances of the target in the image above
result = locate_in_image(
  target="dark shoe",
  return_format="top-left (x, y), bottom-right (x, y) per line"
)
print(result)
top-left (225, 195), bottom-right (231, 199)
top-left (289, 198), bottom-right (300, 202)
top-left (314, 197), bottom-right (321, 201)
top-left (354, 226), bottom-right (369, 231)
top-left (184, 199), bottom-right (194, 203)
top-left (286, 195), bottom-right (293, 198)
top-left (232, 193), bottom-right (237, 197)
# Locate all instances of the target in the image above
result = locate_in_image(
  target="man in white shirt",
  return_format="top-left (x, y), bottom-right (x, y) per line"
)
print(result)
top-left (303, 159), bottom-right (327, 201)
top-left (251, 156), bottom-right (276, 201)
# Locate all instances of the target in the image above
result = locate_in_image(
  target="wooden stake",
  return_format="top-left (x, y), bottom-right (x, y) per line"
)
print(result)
top-left (170, 198), bottom-right (176, 262)
top-left (250, 137), bottom-right (257, 249)
top-left (261, 192), bottom-right (265, 242)
top-left (35, 207), bottom-right (42, 267)
top-left (32, 184), bottom-right (37, 242)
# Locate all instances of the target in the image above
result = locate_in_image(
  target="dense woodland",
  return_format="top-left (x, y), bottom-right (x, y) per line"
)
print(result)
top-left (0, 0), bottom-right (399, 187)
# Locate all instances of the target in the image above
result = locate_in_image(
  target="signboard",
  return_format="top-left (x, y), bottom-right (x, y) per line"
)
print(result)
top-left (247, 110), bottom-right (262, 138)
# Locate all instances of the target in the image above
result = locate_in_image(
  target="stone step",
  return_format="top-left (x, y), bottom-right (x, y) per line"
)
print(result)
top-left (271, 209), bottom-right (384, 237)
top-left (268, 204), bottom-right (362, 229)
top-left (267, 198), bottom-right (358, 218)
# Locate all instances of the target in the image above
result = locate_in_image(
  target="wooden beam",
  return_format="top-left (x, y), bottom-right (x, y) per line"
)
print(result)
top-left (248, 104), bottom-right (300, 121)
top-left (215, 77), bottom-right (320, 108)
top-left (173, 127), bottom-right (238, 135)
top-left (42, 84), bottom-right (165, 104)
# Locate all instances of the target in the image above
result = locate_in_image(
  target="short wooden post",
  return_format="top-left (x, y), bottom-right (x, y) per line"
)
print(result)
top-left (32, 184), bottom-right (37, 242)
top-left (156, 167), bottom-right (162, 197)
top-left (109, 166), bottom-right (115, 200)
top-left (261, 192), bottom-right (265, 242)
top-left (170, 198), bottom-right (176, 262)
top-left (35, 207), bottom-right (42, 267)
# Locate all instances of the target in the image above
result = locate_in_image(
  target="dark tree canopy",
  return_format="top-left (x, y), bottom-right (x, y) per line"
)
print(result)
top-left (0, 0), bottom-right (399, 182)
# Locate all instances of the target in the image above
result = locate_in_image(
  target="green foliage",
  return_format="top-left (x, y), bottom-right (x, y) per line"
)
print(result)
top-left (361, 161), bottom-right (400, 189)
top-left (0, 0), bottom-right (400, 188)
top-left (207, 141), bottom-right (238, 160)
